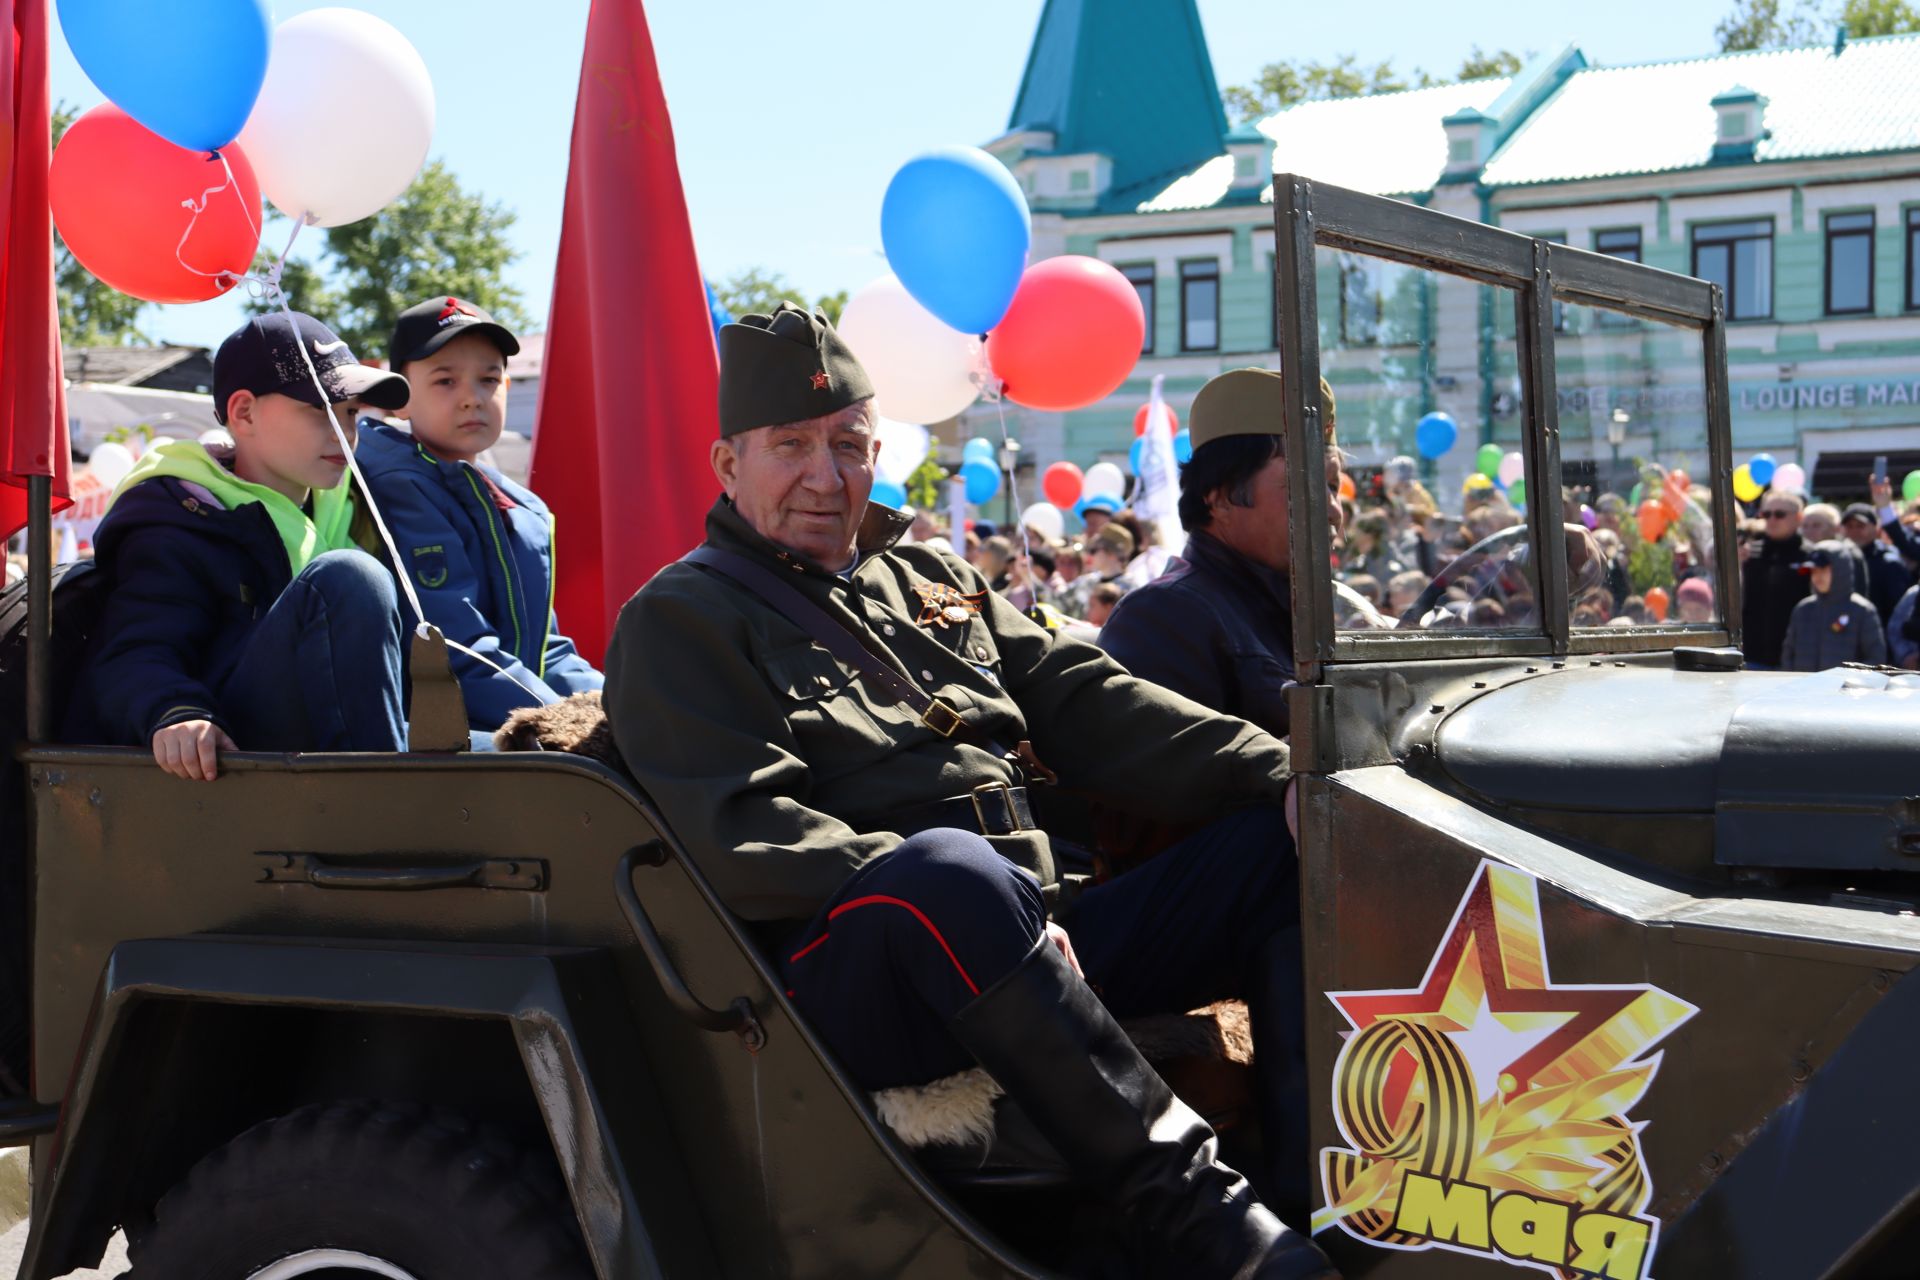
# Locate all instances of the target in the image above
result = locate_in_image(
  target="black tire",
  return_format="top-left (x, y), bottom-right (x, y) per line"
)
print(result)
top-left (128, 1099), bottom-right (593, 1280)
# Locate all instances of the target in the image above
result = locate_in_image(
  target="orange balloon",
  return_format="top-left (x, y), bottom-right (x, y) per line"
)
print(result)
top-left (50, 104), bottom-right (262, 304)
top-left (1338, 473), bottom-right (1356, 501)
top-left (1637, 499), bottom-right (1671, 542)
top-left (1644, 586), bottom-right (1670, 622)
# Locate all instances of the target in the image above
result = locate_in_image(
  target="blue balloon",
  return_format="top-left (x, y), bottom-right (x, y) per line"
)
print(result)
top-left (871, 480), bottom-right (908, 510)
top-left (1415, 411), bottom-right (1459, 460)
top-left (1174, 429), bottom-right (1193, 464)
top-left (1129, 436), bottom-right (1146, 476)
top-left (962, 458), bottom-right (1002, 505)
top-left (1749, 453), bottom-right (1777, 486)
top-left (58, 0), bottom-right (271, 152)
top-left (963, 436), bottom-right (997, 464)
top-left (881, 146), bottom-right (1031, 334)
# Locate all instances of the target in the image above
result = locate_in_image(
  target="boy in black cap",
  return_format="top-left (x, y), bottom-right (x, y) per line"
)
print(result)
top-left (68, 312), bottom-right (414, 779)
top-left (355, 296), bottom-right (601, 735)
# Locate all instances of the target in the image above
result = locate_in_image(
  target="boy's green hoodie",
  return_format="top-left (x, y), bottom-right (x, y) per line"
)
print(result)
top-left (110, 440), bottom-right (358, 573)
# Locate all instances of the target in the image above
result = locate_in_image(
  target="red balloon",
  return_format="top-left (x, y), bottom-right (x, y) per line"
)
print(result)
top-left (988, 256), bottom-right (1145, 411)
top-left (1042, 460), bottom-right (1083, 509)
top-left (1644, 586), bottom-right (1670, 622)
top-left (1133, 402), bottom-right (1179, 437)
top-left (51, 105), bottom-right (262, 305)
top-left (1636, 499), bottom-right (1671, 543)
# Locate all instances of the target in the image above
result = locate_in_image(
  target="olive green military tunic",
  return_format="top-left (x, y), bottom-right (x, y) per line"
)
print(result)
top-left (602, 496), bottom-right (1292, 923)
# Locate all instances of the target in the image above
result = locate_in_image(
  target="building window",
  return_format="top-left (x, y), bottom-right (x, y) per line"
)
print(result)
top-left (1069, 168), bottom-right (1091, 192)
top-left (1718, 110), bottom-right (1749, 141)
top-left (1180, 259), bottom-right (1219, 351)
top-left (1691, 219), bottom-right (1773, 320)
top-left (1825, 211), bottom-right (1874, 315)
top-left (1339, 256), bottom-right (1380, 346)
top-left (1121, 263), bottom-right (1154, 354)
top-left (1909, 209), bottom-right (1920, 311)
top-left (1595, 229), bottom-right (1642, 327)
top-left (1595, 228), bottom-right (1642, 262)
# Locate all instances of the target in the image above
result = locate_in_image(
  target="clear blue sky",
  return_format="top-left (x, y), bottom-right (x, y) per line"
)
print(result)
top-left (51, 0), bottom-right (1738, 350)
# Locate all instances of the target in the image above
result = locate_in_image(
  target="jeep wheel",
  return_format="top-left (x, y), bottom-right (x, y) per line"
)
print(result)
top-left (128, 1099), bottom-right (592, 1280)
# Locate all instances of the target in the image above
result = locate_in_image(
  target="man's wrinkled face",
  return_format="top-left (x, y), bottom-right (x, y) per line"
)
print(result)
top-left (1801, 511), bottom-right (1838, 543)
top-left (712, 403), bottom-right (878, 569)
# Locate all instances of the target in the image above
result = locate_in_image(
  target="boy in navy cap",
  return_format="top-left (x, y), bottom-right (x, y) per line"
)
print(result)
top-left (69, 312), bottom-right (414, 779)
top-left (355, 296), bottom-right (601, 735)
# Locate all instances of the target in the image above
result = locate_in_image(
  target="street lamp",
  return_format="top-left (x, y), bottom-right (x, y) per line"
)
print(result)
top-left (1607, 407), bottom-right (1630, 495)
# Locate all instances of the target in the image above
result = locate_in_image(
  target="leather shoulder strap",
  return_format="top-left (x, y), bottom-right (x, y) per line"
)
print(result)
top-left (683, 545), bottom-right (970, 740)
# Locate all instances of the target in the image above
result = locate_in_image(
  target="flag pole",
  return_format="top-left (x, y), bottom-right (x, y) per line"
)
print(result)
top-left (25, 474), bottom-right (50, 743)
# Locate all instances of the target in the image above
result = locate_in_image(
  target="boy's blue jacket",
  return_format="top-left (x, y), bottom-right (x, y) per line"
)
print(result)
top-left (355, 422), bottom-right (601, 729)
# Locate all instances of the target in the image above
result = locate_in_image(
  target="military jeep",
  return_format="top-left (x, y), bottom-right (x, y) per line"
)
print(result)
top-left (4, 177), bottom-right (1919, 1280)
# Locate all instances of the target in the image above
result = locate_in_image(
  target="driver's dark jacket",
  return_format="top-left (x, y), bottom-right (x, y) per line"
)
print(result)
top-left (1095, 531), bottom-right (1294, 739)
top-left (602, 498), bottom-right (1290, 923)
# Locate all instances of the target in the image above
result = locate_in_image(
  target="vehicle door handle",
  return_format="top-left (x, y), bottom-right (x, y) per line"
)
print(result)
top-left (255, 853), bottom-right (546, 891)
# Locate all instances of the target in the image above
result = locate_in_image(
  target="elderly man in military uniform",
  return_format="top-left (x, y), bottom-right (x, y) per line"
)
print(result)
top-left (603, 304), bottom-right (1335, 1279)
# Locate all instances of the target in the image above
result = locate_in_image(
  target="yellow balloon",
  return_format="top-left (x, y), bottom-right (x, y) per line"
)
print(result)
top-left (1732, 463), bottom-right (1761, 503)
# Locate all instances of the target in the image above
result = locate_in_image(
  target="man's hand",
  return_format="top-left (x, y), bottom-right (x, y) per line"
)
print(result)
top-left (1872, 477), bottom-right (1895, 512)
top-left (152, 719), bottom-right (237, 782)
top-left (1046, 921), bottom-right (1082, 977)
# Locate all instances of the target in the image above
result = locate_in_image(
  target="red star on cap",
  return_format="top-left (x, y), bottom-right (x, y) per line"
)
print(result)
top-left (809, 371), bottom-right (830, 390)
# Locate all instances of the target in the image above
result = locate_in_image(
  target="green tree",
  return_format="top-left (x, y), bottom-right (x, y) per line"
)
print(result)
top-left (51, 102), bottom-right (150, 347)
top-left (1457, 46), bottom-right (1526, 80)
top-left (713, 267), bottom-right (847, 325)
top-left (1839, 0), bottom-right (1920, 35)
top-left (247, 159), bottom-right (528, 357)
top-left (1716, 0), bottom-right (1826, 49)
top-left (906, 454), bottom-right (947, 512)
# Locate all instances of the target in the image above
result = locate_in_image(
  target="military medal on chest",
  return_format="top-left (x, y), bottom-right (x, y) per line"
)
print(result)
top-left (913, 581), bottom-right (987, 629)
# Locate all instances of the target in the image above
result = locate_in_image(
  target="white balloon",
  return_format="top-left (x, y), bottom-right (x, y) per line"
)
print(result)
top-left (874, 417), bottom-right (932, 488)
top-left (838, 274), bottom-right (982, 425)
top-left (1021, 502), bottom-right (1065, 542)
top-left (1771, 462), bottom-right (1807, 495)
top-left (1497, 450), bottom-right (1524, 488)
top-left (86, 441), bottom-right (135, 489)
top-left (143, 435), bottom-right (177, 455)
top-left (238, 9), bottom-right (435, 228)
top-left (198, 428), bottom-right (235, 449)
top-left (1083, 462), bottom-right (1126, 502)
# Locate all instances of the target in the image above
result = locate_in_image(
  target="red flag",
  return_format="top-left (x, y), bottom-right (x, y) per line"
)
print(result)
top-left (530, 0), bottom-right (718, 663)
top-left (0, 0), bottom-right (69, 540)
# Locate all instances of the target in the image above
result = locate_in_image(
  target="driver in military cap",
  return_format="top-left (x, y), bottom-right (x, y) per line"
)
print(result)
top-left (603, 303), bottom-right (1336, 1279)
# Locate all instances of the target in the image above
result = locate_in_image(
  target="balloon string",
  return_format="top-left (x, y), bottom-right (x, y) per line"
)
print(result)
top-left (255, 230), bottom-right (551, 707)
top-left (172, 151), bottom-right (249, 285)
top-left (988, 386), bottom-right (1030, 565)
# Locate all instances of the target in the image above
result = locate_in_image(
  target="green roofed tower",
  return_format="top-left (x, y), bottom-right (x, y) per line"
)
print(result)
top-left (998, 0), bottom-right (1228, 207)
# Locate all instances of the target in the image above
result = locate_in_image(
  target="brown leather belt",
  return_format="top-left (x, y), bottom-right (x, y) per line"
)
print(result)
top-left (893, 782), bottom-right (1035, 837)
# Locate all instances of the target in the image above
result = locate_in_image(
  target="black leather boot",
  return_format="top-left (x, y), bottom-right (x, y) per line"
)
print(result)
top-left (949, 938), bottom-right (1339, 1280)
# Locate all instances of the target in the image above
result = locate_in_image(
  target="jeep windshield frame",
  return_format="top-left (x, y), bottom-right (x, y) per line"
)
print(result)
top-left (1271, 175), bottom-right (1739, 683)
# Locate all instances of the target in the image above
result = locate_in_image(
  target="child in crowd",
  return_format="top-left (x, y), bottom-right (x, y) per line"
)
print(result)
top-left (68, 313), bottom-right (413, 779)
top-left (355, 296), bottom-right (602, 734)
top-left (1781, 542), bottom-right (1887, 672)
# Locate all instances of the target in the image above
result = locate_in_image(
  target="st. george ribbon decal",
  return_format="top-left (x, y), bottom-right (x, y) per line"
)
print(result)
top-left (1313, 860), bottom-right (1696, 1280)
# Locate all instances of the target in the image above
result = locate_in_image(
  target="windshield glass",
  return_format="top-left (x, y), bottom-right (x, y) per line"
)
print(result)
top-left (1320, 246), bottom-right (1541, 634)
top-left (1554, 301), bottom-right (1722, 630)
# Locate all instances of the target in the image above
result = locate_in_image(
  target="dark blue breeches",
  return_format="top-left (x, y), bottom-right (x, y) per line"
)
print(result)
top-left (779, 805), bottom-right (1300, 1091)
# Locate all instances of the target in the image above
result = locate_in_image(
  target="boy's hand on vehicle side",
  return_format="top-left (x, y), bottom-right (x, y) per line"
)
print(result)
top-left (152, 719), bottom-right (237, 782)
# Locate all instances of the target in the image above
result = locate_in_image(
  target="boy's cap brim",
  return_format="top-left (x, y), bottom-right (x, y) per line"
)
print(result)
top-left (276, 362), bottom-right (412, 412)
top-left (393, 318), bottom-right (520, 367)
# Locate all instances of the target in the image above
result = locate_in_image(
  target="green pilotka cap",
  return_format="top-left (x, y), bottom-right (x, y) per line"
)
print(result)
top-left (717, 301), bottom-right (876, 436)
top-left (1187, 367), bottom-right (1338, 451)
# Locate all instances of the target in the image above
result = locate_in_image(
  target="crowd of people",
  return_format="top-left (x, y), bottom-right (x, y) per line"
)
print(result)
top-left (912, 445), bottom-right (1920, 678)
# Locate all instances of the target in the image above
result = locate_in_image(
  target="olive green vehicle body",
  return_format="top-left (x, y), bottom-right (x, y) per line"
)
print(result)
top-left (6, 177), bottom-right (1920, 1279)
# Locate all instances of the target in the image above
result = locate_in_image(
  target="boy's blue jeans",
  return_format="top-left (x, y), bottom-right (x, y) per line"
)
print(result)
top-left (221, 550), bottom-right (409, 753)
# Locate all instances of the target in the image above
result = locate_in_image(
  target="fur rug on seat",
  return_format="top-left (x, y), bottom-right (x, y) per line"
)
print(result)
top-left (497, 695), bottom-right (1258, 1150)
top-left (494, 691), bottom-right (622, 766)
top-left (875, 1001), bottom-right (1254, 1149)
